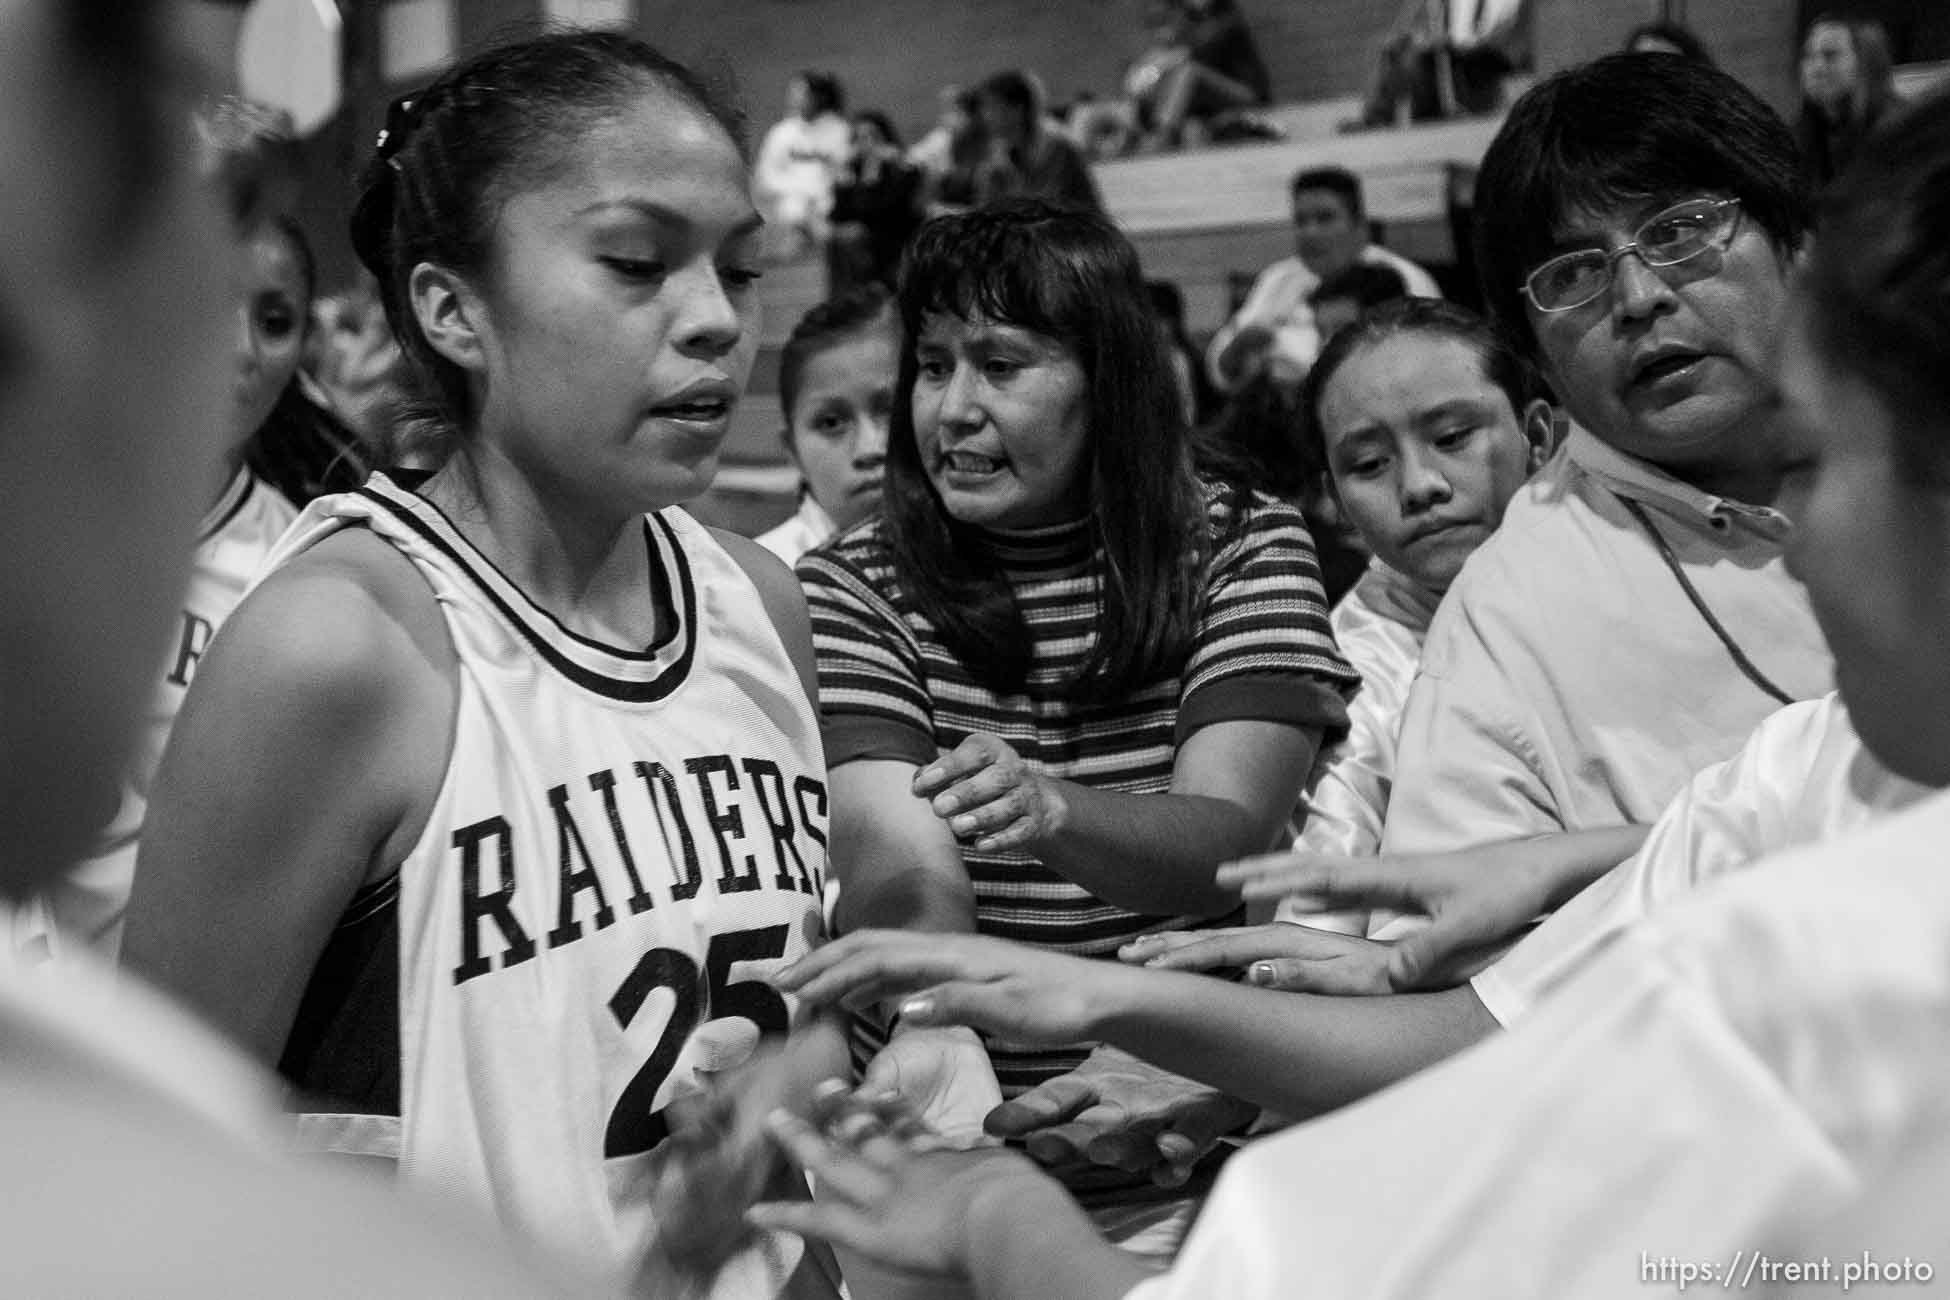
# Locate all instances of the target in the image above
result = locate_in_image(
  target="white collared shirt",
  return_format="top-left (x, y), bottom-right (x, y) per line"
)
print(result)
top-left (756, 495), bottom-right (839, 568)
top-left (1381, 428), bottom-right (1834, 858)
top-left (1473, 692), bottom-right (1932, 1024)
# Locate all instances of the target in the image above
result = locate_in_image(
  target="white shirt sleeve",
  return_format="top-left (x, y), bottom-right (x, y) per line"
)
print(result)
top-left (1382, 616), bottom-right (1562, 857)
top-left (1205, 260), bottom-right (1314, 392)
top-left (1469, 699), bottom-right (1839, 1024)
top-left (1124, 930), bottom-right (1852, 1300)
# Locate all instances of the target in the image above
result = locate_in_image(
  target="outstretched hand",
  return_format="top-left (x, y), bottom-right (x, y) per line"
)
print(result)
top-left (859, 1024), bottom-right (1004, 1147)
top-left (912, 733), bottom-right (1069, 854)
top-left (984, 1044), bottom-right (1256, 1187)
top-left (1215, 845), bottom-right (1561, 989)
top-left (749, 1083), bottom-right (1057, 1280)
top-left (637, 1027), bottom-right (844, 1294)
top-left (774, 929), bottom-right (1133, 1045)
top-left (1118, 923), bottom-right (1396, 996)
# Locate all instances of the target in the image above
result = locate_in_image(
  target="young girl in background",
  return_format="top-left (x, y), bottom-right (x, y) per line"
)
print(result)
top-left (1125, 300), bottom-right (1558, 984)
top-left (26, 98), bottom-right (366, 961)
top-left (757, 286), bottom-right (897, 566)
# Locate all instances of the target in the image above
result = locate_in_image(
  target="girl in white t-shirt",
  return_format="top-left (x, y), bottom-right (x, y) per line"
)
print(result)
top-left (756, 285), bottom-right (897, 567)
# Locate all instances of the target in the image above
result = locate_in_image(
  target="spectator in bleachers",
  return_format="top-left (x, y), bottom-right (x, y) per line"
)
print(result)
top-left (828, 111), bottom-right (922, 294)
top-left (1207, 166), bottom-right (1439, 392)
top-left (1796, 13), bottom-right (1901, 190)
top-left (913, 85), bottom-right (989, 216)
top-left (1308, 262), bottom-right (1410, 345)
top-left (1144, 0), bottom-right (1272, 149)
top-left (1347, 0), bottom-right (1530, 131)
top-left (754, 70), bottom-right (851, 259)
top-left (1624, 20), bottom-right (1713, 64)
top-left (975, 70), bottom-right (1104, 213)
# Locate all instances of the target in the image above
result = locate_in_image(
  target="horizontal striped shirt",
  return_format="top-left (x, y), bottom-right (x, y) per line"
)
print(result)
top-left (799, 484), bottom-right (1356, 1094)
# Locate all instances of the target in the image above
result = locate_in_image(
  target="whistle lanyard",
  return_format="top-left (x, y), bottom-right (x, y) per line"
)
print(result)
top-left (1620, 496), bottom-right (1796, 708)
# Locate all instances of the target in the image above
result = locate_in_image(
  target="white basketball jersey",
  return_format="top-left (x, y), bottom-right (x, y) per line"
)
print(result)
top-left (267, 473), bottom-right (835, 1295)
top-left (24, 468), bottom-right (298, 960)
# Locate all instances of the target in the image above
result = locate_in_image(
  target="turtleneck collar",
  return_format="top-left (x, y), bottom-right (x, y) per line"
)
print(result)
top-left (976, 515), bottom-right (1094, 576)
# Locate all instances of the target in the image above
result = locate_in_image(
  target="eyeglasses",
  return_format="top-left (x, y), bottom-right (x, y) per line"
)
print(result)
top-left (1521, 197), bottom-right (1743, 313)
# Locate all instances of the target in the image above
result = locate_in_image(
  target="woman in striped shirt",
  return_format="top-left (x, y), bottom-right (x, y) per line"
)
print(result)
top-left (796, 198), bottom-right (1356, 1254)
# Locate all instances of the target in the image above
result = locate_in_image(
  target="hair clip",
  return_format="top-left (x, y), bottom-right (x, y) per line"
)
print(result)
top-left (373, 92), bottom-right (426, 165)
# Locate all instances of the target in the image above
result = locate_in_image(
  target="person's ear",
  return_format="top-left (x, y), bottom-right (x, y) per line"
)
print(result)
top-left (1521, 399), bottom-right (1560, 470)
top-left (408, 261), bottom-right (487, 375)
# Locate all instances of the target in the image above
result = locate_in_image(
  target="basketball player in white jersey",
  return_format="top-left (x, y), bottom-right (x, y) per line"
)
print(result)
top-left (23, 101), bottom-right (317, 961)
top-left (120, 29), bottom-right (955, 1295)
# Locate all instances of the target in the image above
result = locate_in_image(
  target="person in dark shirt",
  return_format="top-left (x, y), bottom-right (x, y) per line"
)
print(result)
top-left (1149, 0), bottom-right (1272, 147)
top-left (828, 110), bottom-right (922, 293)
top-left (976, 70), bottom-right (1104, 213)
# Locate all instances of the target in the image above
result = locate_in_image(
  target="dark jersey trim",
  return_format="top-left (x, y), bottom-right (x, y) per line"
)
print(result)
top-left (197, 470), bottom-right (256, 544)
top-left (355, 480), bottom-right (699, 704)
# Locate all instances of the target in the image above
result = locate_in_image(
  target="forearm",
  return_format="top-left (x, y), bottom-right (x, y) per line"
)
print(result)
top-left (1089, 967), bottom-right (1497, 1120)
top-left (965, 1176), bottom-right (1153, 1300)
top-left (835, 863), bottom-right (978, 935)
top-left (1037, 783), bottom-right (1286, 917)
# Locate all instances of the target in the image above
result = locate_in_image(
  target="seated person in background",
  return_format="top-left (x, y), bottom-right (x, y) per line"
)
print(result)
top-left (759, 286), bottom-right (898, 566)
top-left (1795, 13), bottom-right (1902, 191)
top-left (1207, 166), bottom-right (1440, 392)
top-left (906, 84), bottom-right (964, 175)
top-left (21, 97), bottom-right (368, 963)
top-left (1145, 0), bottom-right (1272, 149)
top-left (1349, 0), bottom-right (1530, 130)
top-left (754, 70), bottom-right (851, 259)
top-left (910, 85), bottom-right (989, 216)
top-left (1380, 54), bottom-right (1832, 878)
top-left (1623, 20), bottom-right (1713, 63)
top-left (1130, 300), bottom-right (1553, 983)
top-left (827, 111), bottom-right (921, 294)
top-left (1308, 262), bottom-right (1410, 344)
top-left (754, 92), bottom-right (1950, 1295)
top-left (975, 70), bottom-right (1104, 213)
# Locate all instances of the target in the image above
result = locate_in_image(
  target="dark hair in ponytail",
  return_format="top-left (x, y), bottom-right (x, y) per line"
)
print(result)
top-left (348, 27), bottom-right (744, 457)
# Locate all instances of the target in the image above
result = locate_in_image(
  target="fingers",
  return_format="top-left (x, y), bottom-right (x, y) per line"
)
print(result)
top-left (911, 734), bottom-right (1004, 800)
top-left (1217, 850), bottom-right (1429, 912)
top-left (762, 1108), bottom-right (890, 1206)
top-left (1116, 929), bottom-right (1231, 965)
top-left (774, 933), bottom-right (975, 1010)
top-left (982, 1077), bottom-right (1100, 1137)
top-left (746, 1198), bottom-right (882, 1257)
top-left (1133, 928), bottom-right (1293, 973)
top-left (940, 787), bottom-right (1034, 849)
top-left (1022, 1122), bottom-right (1095, 1168)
